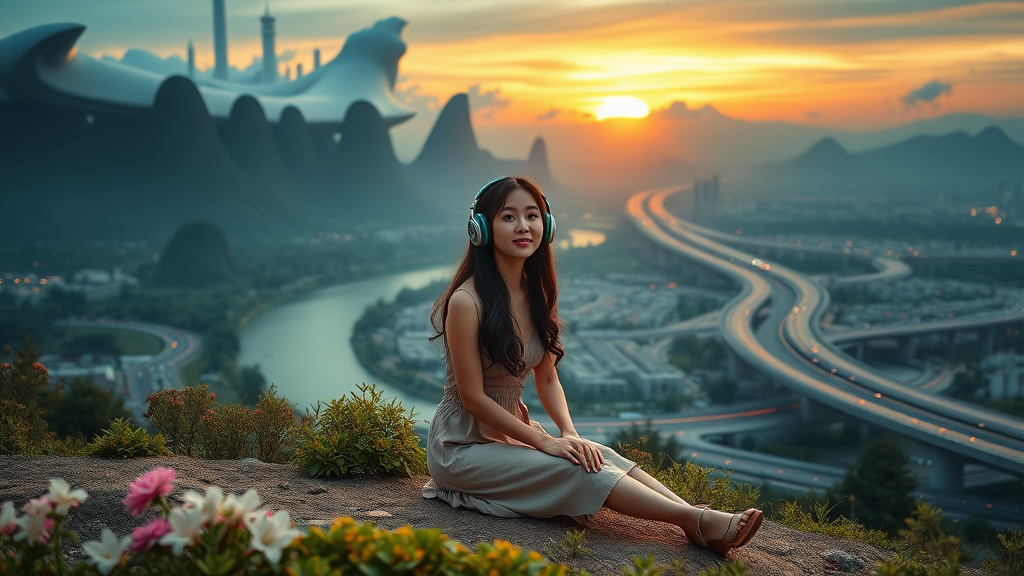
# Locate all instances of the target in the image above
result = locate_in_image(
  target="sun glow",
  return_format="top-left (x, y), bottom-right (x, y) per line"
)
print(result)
top-left (595, 96), bottom-right (650, 120)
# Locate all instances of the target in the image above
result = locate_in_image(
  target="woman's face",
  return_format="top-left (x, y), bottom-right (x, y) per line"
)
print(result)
top-left (490, 187), bottom-right (544, 260)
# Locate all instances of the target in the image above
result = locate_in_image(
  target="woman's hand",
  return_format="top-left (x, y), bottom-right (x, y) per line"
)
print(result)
top-left (538, 433), bottom-right (604, 472)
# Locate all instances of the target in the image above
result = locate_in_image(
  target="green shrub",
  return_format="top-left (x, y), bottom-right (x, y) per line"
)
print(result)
top-left (982, 527), bottom-right (1024, 576)
top-left (86, 417), bottom-right (169, 458)
top-left (0, 399), bottom-right (33, 455)
top-left (698, 562), bottom-right (747, 576)
top-left (292, 383), bottom-right (427, 477)
top-left (619, 439), bottom-right (759, 512)
top-left (546, 529), bottom-right (593, 561)
top-left (200, 402), bottom-right (253, 459)
top-left (620, 554), bottom-right (664, 576)
top-left (252, 385), bottom-right (297, 463)
top-left (144, 384), bottom-right (216, 456)
top-left (777, 500), bottom-right (894, 549)
top-left (900, 503), bottom-right (961, 562)
top-left (872, 552), bottom-right (961, 576)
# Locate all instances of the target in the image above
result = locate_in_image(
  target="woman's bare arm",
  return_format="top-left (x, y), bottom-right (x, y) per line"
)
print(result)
top-left (532, 353), bottom-right (577, 435)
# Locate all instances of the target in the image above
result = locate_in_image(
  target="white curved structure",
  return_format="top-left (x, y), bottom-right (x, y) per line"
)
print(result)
top-left (0, 18), bottom-right (414, 124)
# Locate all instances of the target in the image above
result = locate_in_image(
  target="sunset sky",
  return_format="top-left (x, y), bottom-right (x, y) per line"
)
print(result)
top-left (3, 0), bottom-right (1023, 132)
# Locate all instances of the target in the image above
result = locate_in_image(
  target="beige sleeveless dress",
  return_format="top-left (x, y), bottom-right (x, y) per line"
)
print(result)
top-left (422, 281), bottom-right (636, 519)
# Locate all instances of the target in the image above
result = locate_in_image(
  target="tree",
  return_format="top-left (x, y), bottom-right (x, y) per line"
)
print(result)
top-left (238, 365), bottom-right (267, 406)
top-left (832, 438), bottom-right (917, 534)
top-left (613, 419), bottom-right (682, 471)
top-left (45, 378), bottom-right (134, 439)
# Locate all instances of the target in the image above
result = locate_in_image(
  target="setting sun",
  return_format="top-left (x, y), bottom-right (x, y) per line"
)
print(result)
top-left (595, 96), bottom-right (650, 121)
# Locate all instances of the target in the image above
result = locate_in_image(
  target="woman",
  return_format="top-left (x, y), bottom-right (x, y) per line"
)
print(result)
top-left (422, 176), bottom-right (762, 555)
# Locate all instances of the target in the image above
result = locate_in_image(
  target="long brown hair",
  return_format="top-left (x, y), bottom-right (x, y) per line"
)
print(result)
top-left (430, 176), bottom-right (564, 376)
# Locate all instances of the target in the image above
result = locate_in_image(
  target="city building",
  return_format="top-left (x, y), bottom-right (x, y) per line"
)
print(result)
top-left (212, 0), bottom-right (229, 80)
top-left (261, 6), bottom-right (278, 84)
top-left (982, 352), bottom-right (1024, 401)
top-left (187, 41), bottom-right (195, 78)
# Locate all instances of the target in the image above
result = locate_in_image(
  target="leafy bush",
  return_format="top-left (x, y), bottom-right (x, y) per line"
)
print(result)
top-left (0, 468), bottom-right (567, 575)
top-left (618, 439), bottom-right (760, 512)
top-left (86, 417), bottom-right (169, 458)
top-left (293, 383), bottom-right (427, 477)
top-left (776, 500), bottom-right (894, 549)
top-left (899, 502), bottom-right (961, 562)
top-left (0, 399), bottom-right (33, 455)
top-left (546, 528), bottom-right (593, 561)
top-left (252, 386), bottom-right (297, 463)
top-left (144, 384), bottom-right (216, 456)
top-left (200, 402), bottom-right (253, 459)
top-left (698, 561), bottom-right (747, 576)
top-left (982, 527), bottom-right (1024, 576)
top-left (45, 377), bottom-right (134, 439)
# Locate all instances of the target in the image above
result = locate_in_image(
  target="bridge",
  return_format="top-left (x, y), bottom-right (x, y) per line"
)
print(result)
top-left (624, 187), bottom-right (1024, 490)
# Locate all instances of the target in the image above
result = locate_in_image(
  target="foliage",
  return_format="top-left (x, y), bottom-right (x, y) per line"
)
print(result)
top-left (1, 468), bottom-right (569, 575)
top-left (292, 383), bottom-right (427, 477)
top-left (899, 503), bottom-right (962, 562)
top-left (775, 500), bottom-right (895, 549)
top-left (546, 529), bottom-right (593, 560)
top-left (982, 527), bottom-right (1024, 576)
top-left (200, 402), bottom-right (253, 460)
top-left (143, 384), bottom-right (216, 457)
top-left (872, 552), bottom-right (961, 576)
top-left (618, 439), bottom-right (760, 512)
top-left (667, 335), bottom-right (728, 372)
top-left (697, 562), bottom-right (747, 576)
top-left (612, 420), bottom-right (682, 471)
top-left (0, 337), bottom-right (57, 442)
top-left (252, 386), bottom-right (298, 463)
top-left (143, 384), bottom-right (296, 462)
top-left (86, 417), bottom-right (169, 458)
top-left (46, 378), bottom-right (134, 440)
top-left (831, 438), bottom-right (916, 534)
top-left (620, 554), bottom-right (664, 576)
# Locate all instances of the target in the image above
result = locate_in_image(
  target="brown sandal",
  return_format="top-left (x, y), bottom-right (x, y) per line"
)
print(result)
top-left (690, 508), bottom-right (763, 556)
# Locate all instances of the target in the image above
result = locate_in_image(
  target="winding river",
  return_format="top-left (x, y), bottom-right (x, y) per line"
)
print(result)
top-left (238, 266), bottom-right (449, 421)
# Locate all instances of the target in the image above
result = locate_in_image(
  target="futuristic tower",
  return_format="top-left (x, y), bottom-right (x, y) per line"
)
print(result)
top-left (213, 0), bottom-right (229, 80)
top-left (261, 5), bottom-right (278, 84)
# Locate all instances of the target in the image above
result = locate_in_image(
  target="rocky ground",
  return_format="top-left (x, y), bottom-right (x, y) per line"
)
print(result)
top-left (0, 455), bottom-right (897, 575)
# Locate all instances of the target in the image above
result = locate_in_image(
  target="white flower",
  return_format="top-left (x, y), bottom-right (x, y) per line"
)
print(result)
top-left (245, 510), bottom-right (300, 565)
top-left (182, 486), bottom-right (224, 524)
top-left (220, 489), bottom-right (261, 522)
top-left (46, 478), bottom-right (88, 515)
top-left (158, 505), bottom-right (206, 556)
top-left (15, 497), bottom-right (54, 545)
top-left (82, 528), bottom-right (131, 575)
top-left (0, 501), bottom-right (18, 535)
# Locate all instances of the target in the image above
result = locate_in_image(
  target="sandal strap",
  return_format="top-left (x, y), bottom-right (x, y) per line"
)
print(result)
top-left (694, 508), bottom-right (709, 546)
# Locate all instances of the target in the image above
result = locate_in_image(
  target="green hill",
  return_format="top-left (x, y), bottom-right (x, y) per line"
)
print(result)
top-left (154, 220), bottom-right (237, 288)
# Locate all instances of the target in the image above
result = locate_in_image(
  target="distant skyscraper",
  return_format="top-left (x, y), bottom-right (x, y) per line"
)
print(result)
top-left (313, 48), bottom-right (321, 70)
top-left (261, 5), bottom-right (278, 84)
top-left (187, 41), bottom-right (195, 78)
top-left (296, 63), bottom-right (303, 78)
top-left (212, 0), bottom-right (229, 80)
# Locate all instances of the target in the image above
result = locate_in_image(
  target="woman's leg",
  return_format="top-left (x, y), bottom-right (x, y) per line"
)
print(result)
top-left (626, 466), bottom-right (693, 506)
top-left (603, 474), bottom-right (758, 550)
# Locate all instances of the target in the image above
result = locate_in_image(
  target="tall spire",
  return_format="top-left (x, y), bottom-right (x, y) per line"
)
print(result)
top-left (187, 40), bottom-right (195, 78)
top-left (260, 3), bottom-right (278, 83)
top-left (212, 0), bottom-right (229, 80)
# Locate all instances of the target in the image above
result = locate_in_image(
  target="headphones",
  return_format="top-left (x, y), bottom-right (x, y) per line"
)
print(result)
top-left (468, 177), bottom-right (556, 247)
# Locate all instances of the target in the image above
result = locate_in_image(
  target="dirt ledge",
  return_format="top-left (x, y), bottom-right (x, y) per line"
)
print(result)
top-left (0, 455), bottom-right (894, 576)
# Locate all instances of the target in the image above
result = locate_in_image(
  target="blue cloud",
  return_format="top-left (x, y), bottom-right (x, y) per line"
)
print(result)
top-left (902, 79), bottom-right (952, 110)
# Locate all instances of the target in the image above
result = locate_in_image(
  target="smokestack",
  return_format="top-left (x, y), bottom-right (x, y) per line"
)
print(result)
top-left (260, 4), bottom-right (278, 83)
top-left (313, 48), bottom-right (321, 70)
top-left (296, 63), bottom-right (303, 78)
top-left (187, 40), bottom-right (195, 78)
top-left (213, 0), bottom-right (229, 80)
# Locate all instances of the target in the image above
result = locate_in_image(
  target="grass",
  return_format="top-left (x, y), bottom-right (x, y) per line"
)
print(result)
top-left (60, 326), bottom-right (164, 355)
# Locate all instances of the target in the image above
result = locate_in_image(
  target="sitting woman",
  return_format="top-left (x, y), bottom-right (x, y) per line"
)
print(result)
top-left (421, 176), bottom-right (762, 555)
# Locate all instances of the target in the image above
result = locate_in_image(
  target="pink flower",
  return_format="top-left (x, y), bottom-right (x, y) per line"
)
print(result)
top-left (130, 517), bottom-right (171, 554)
top-left (123, 467), bottom-right (176, 516)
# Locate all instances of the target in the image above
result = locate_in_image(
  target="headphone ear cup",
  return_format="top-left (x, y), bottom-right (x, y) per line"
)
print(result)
top-left (469, 213), bottom-right (490, 246)
top-left (544, 213), bottom-right (557, 245)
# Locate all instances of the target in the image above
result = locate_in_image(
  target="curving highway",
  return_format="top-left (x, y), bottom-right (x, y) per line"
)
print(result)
top-left (625, 188), bottom-right (1024, 480)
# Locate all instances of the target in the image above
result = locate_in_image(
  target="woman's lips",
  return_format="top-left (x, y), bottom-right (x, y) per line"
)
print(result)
top-left (513, 238), bottom-right (532, 245)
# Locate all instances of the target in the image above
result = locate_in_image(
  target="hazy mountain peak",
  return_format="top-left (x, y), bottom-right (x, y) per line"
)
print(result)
top-left (413, 93), bottom-right (479, 165)
top-left (801, 136), bottom-right (849, 160)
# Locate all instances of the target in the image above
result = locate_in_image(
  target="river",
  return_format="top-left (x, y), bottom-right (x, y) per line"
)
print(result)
top-left (238, 230), bottom-right (606, 422)
top-left (238, 266), bottom-right (450, 421)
